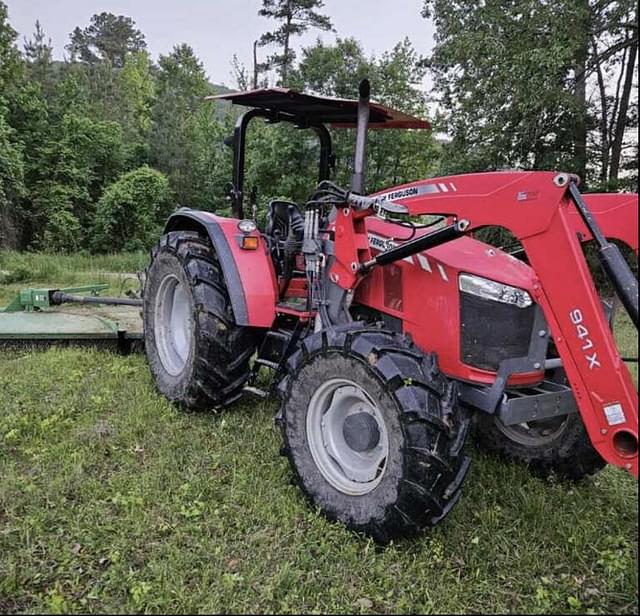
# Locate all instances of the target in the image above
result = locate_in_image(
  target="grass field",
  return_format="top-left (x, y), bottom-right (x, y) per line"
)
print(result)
top-left (0, 252), bottom-right (638, 614)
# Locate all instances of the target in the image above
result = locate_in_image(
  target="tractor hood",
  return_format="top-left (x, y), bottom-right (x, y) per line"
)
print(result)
top-left (365, 217), bottom-right (536, 294)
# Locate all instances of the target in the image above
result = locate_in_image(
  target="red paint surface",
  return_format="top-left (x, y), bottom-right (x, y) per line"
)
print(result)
top-left (202, 213), bottom-right (278, 328)
top-left (342, 171), bottom-right (638, 476)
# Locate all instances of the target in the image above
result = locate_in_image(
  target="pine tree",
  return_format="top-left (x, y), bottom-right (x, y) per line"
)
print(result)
top-left (257, 0), bottom-right (333, 85)
top-left (65, 12), bottom-right (146, 68)
top-left (23, 20), bottom-right (54, 91)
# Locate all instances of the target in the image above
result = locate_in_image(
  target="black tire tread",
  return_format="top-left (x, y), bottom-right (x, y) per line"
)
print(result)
top-left (144, 231), bottom-right (256, 410)
top-left (277, 324), bottom-right (471, 543)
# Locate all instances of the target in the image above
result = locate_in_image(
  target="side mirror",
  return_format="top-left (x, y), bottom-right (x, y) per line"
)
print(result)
top-left (223, 135), bottom-right (235, 148)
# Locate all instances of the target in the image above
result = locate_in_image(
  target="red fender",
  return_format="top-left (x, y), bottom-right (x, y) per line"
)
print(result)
top-left (165, 210), bottom-right (278, 328)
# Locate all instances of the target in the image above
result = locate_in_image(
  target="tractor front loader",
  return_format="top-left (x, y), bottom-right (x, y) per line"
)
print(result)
top-left (143, 80), bottom-right (638, 542)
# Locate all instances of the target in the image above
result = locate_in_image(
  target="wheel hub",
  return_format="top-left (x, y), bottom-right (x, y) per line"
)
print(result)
top-left (497, 415), bottom-right (569, 446)
top-left (343, 412), bottom-right (380, 452)
top-left (307, 378), bottom-right (389, 496)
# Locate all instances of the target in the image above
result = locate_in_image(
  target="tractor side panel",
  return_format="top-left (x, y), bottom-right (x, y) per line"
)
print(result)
top-left (356, 217), bottom-right (542, 387)
top-left (165, 210), bottom-right (278, 328)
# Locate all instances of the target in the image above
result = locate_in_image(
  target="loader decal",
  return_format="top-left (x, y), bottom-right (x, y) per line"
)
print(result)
top-left (604, 403), bottom-right (626, 426)
top-left (570, 308), bottom-right (601, 370)
top-left (375, 181), bottom-right (460, 205)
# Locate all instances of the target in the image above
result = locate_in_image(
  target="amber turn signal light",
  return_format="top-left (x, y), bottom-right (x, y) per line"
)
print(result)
top-left (241, 236), bottom-right (259, 250)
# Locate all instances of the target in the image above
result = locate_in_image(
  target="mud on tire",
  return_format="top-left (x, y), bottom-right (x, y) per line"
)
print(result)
top-left (276, 324), bottom-right (471, 543)
top-left (144, 230), bottom-right (257, 410)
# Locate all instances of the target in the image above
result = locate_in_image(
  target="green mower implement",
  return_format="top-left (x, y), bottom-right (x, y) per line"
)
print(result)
top-left (0, 284), bottom-right (144, 353)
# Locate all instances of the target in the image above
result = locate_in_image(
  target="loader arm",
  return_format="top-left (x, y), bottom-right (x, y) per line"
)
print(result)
top-left (574, 193), bottom-right (639, 254)
top-left (341, 171), bottom-right (638, 476)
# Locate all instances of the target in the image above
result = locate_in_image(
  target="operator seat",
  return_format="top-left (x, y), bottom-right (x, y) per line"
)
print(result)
top-left (265, 200), bottom-right (305, 242)
top-left (265, 200), bottom-right (305, 279)
top-left (265, 199), bottom-right (304, 242)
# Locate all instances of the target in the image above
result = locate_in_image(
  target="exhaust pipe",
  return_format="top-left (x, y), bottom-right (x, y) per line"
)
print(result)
top-left (351, 79), bottom-right (370, 195)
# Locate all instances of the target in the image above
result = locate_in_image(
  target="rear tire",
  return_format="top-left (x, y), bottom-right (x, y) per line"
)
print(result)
top-left (144, 231), bottom-right (257, 410)
top-left (277, 325), bottom-right (471, 543)
top-left (474, 412), bottom-right (606, 480)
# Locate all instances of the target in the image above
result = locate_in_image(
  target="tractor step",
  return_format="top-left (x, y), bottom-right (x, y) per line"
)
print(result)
top-left (254, 328), bottom-right (297, 371)
top-left (254, 358), bottom-right (280, 370)
top-left (277, 298), bottom-right (307, 311)
top-left (245, 321), bottom-right (305, 397)
top-left (243, 385), bottom-right (269, 399)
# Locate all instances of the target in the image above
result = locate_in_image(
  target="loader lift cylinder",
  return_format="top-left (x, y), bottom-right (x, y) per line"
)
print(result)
top-left (568, 182), bottom-right (639, 327)
top-left (360, 220), bottom-right (470, 271)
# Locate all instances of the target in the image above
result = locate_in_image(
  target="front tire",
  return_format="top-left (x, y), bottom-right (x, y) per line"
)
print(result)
top-left (144, 231), bottom-right (257, 410)
top-left (277, 325), bottom-right (471, 543)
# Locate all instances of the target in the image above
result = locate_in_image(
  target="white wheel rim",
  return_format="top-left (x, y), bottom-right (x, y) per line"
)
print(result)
top-left (154, 274), bottom-right (194, 376)
top-left (306, 378), bottom-right (389, 496)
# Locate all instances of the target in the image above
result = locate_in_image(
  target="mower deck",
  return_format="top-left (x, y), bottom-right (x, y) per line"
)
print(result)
top-left (0, 307), bottom-right (143, 353)
top-left (0, 284), bottom-right (144, 353)
top-left (0, 306), bottom-right (141, 337)
top-left (0, 311), bottom-right (123, 339)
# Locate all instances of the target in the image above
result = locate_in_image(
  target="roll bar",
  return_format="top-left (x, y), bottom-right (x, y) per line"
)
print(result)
top-left (227, 109), bottom-right (333, 219)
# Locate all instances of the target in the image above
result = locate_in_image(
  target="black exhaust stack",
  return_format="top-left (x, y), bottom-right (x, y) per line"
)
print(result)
top-left (351, 79), bottom-right (370, 195)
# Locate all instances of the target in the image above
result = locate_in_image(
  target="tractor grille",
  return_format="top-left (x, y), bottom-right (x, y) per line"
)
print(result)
top-left (460, 293), bottom-right (537, 372)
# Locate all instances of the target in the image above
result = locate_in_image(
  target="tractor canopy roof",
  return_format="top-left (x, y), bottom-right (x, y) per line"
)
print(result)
top-left (208, 88), bottom-right (431, 130)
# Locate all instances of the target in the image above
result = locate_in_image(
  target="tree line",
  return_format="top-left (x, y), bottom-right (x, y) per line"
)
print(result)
top-left (0, 0), bottom-right (636, 254)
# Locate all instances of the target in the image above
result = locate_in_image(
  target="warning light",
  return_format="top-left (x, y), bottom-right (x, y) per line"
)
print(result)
top-left (241, 236), bottom-right (259, 250)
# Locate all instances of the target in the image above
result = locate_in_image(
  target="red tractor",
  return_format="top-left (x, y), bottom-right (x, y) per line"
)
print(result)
top-left (143, 81), bottom-right (638, 542)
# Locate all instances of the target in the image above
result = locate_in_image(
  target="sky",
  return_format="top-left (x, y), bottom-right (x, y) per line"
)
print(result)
top-left (5, 0), bottom-right (435, 89)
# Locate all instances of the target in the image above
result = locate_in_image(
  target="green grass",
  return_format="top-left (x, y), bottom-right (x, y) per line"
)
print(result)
top-left (0, 254), bottom-right (638, 614)
top-left (0, 251), bottom-right (144, 307)
top-left (614, 310), bottom-right (638, 383)
top-left (0, 251), bottom-right (147, 283)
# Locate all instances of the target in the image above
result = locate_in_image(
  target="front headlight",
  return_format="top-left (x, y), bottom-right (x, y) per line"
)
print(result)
top-left (238, 219), bottom-right (257, 234)
top-left (459, 274), bottom-right (533, 308)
